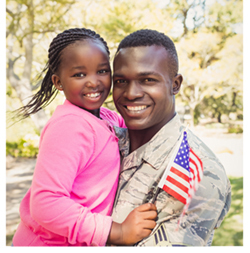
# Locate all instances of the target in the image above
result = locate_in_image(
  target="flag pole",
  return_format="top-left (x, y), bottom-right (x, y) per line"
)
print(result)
top-left (150, 188), bottom-right (160, 204)
top-left (149, 125), bottom-right (189, 204)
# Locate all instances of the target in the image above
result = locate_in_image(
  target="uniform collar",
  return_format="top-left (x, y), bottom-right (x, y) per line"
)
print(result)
top-left (114, 114), bottom-right (183, 171)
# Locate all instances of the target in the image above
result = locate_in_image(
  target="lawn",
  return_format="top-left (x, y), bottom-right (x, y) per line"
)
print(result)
top-left (6, 177), bottom-right (243, 246)
top-left (212, 177), bottom-right (243, 246)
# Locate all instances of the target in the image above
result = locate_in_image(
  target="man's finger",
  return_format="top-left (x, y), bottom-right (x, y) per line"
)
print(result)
top-left (136, 203), bottom-right (157, 212)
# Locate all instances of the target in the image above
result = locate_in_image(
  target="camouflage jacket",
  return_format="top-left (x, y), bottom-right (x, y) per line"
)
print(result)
top-left (112, 114), bottom-right (231, 246)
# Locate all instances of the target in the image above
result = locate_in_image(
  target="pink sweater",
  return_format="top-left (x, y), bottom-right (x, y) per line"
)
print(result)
top-left (13, 100), bottom-right (126, 246)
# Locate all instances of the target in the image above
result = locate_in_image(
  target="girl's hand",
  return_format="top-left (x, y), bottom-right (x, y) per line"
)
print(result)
top-left (107, 203), bottom-right (157, 245)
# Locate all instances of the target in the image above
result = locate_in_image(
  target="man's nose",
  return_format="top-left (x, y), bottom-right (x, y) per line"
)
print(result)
top-left (124, 81), bottom-right (144, 100)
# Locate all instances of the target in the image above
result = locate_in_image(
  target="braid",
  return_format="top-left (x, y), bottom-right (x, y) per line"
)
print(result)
top-left (15, 28), bottom-right (110, 121)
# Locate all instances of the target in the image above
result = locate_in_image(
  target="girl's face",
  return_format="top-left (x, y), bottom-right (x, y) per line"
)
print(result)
top-left (52, 40), bottom-right (111, 116)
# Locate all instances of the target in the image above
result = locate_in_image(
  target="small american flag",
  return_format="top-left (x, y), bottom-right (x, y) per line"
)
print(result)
top-left (157, 130), bottom-right (203, 209)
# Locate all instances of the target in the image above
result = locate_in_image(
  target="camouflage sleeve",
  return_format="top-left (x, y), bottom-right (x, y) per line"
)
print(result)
top-left (137, 153), bottom-right (231, 246)
top-left (214, 177), bottom-right (231, 228)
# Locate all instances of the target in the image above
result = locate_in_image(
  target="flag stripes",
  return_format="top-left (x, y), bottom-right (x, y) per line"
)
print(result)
top-left (162, 184), bottom-right (187, 204)
top-left (157, 130), bottom-right (203, 206)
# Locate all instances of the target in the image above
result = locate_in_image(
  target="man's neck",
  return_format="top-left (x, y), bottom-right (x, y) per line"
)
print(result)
top-left (128, 129), bottom-right (154, 153)
top-left (128, 112), bottom-right (176, 153)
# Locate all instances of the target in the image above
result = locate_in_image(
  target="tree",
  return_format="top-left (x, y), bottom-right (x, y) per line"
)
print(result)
top-left (171, 0), bottom-right (243, 126)
top-left (6, 0), bottom-right (77, 132)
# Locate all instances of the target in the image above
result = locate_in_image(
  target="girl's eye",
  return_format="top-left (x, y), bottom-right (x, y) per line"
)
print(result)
top-left (98, 69), bottom-right (110, 74)
top-left (73, 73), bottom-right (85, 77)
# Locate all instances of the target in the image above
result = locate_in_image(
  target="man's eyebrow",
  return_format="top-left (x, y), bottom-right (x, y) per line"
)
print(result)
top-left (113, 71), bottom-right (161, 78)
top-left (113, 73), bottom-right (125, 78)
top-left (137, 71), bottom-right (161, 77)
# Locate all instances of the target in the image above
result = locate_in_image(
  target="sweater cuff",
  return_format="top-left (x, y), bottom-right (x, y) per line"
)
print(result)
top-left (92, 214), bottom-right (113, 246)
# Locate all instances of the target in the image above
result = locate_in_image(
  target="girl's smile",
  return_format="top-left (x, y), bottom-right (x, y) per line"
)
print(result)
top-left (52, 39), bottom-right (111, 116)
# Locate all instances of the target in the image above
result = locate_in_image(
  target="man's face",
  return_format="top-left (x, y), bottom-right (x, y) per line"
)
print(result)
top-left (113, 45), bottom-right (182, 132)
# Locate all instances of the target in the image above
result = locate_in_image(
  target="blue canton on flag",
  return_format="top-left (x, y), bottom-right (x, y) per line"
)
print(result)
top-left (174, 132), bottom-right (190, 170)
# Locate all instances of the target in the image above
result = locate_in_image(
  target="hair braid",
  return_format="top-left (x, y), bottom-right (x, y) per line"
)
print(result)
top-left (15, 28), bottom-right (110, 121)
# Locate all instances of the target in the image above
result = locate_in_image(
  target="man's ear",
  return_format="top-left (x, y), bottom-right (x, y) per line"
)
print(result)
top-left (172, 74), bottom-right (183, 95)
top-left (52, 74), bottom-right (63, 91)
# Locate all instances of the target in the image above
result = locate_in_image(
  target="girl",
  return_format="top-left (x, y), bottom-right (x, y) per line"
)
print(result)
top-left (12, 28), bottom-right (157, 246)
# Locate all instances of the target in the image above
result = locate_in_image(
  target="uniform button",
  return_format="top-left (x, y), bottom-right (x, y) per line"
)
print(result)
top-left (181, 222), bottom-right (186, 228)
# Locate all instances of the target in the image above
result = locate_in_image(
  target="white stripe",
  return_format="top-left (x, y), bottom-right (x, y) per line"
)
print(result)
top-left (164, 180), bottom-right (189, 199)
top-left (173, 162), bottom-right (190, 177)
top-left (190, 162), bottom-right (198, 180)
top-left (158, 162), bottom-right (190, 188)
top-left (190, 152), bottom-right (203, 178)
top-left (158, 131), bottom-right (186, 188)
top-left (168, 170), bottom-right (190, 188)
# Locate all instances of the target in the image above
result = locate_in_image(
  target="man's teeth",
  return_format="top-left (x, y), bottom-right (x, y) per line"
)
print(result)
top-left (126, 105), bottom-right (147, 111)
top-left (85, 93), bottom-right (100, 98)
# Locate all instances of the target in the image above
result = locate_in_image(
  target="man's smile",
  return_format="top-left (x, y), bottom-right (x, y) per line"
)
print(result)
top-left (125, 105), bottom-right (148, 112)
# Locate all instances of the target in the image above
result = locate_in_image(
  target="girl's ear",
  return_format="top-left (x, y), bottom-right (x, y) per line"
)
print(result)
top-left (172, 74), bottom-right (183, 95)
top-left (52, 74), bottom-right (63, 91)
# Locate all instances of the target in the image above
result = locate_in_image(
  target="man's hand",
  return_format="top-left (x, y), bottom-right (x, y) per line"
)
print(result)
top-left (107, 203), bottom-right (157, 245)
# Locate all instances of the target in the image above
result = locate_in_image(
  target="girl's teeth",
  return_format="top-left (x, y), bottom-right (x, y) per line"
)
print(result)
top-left (127, 105), bottom-right (147, 111)
top-left (85, 93), bottom-right (100, 98)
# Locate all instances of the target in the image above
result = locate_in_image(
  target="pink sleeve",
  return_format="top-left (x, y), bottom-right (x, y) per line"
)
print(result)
top-left (30, 115), bottom-right (112, 245)
top-left (100, 107), bottom-right (126, 128)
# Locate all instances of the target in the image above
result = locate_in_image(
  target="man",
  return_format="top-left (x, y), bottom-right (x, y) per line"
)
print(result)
top-left (111, 29), bottom-right (231, 246)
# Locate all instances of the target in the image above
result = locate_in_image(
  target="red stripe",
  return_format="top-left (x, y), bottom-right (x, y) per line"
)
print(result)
top-left (189, 166), bottom-right (195, 181)
top-left (163, 184), bottom-right (186, 204)
top-left (190, 148), bottom-right (203, 169)
top-left (170, 167), bottom-right (189, 182)
top-left (190, 158), bottom-right (200, 182)
top-left (166, 175), bottom-right (189, 193)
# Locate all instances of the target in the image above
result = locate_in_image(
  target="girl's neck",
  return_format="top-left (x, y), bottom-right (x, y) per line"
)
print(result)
top-left (85, 108), bottom-right (101, 119)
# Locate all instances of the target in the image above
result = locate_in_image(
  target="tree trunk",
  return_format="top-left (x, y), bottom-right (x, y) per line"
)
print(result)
top-left (217, 112), bottom-right (222, 123)
top-left (189, 106), bottom-right (195, 128)
top-left (6, 0), bottom-right (49, 133)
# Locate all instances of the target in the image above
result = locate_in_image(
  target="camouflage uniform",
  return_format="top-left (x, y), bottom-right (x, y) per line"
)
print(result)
top-left (112, 114), bottom-right (231, 246)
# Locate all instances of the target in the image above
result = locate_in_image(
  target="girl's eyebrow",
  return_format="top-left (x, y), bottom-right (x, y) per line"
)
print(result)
top-left (71, 66), bottom-right (86, 70)
top-left (71, 62), bottom-right (110, 70)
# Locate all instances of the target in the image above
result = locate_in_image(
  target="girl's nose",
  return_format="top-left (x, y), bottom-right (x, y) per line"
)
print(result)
top-left (85, 75), bottom-right (99, 88)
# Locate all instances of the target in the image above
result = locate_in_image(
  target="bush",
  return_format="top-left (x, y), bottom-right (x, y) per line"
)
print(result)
top-left (6, 134), bottom-right (39, 158)
top-left (228, 125), bottom-right (243, 134)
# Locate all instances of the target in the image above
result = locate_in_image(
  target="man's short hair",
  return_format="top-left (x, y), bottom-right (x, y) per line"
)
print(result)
top-left (116, 29), bottom-right (179, 78)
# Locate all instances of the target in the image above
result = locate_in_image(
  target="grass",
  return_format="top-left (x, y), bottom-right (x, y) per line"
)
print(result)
top-left (6, 177), bottom-right (243, 246)
top-left (212, 177), bottom-right (243, 246)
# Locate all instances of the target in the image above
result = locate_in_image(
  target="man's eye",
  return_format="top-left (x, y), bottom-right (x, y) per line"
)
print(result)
top-left (144, 78), bottom-right (155, 82)
top-left (114, 79), bottom-right (126, 85)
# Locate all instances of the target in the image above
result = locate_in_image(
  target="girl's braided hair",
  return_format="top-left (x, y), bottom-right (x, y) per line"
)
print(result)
top-left (16, 28), bottom-right (110, 120)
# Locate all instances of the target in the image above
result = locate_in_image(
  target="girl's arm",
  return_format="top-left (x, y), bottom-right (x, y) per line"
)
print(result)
top-left (30, 115), bottom-right (112, 245)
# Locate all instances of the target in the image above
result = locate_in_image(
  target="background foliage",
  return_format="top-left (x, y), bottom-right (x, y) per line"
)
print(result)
top-left (6, 0), bottom-right (243, 247)
top-left (6, 0), bottom-right (243, 140)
